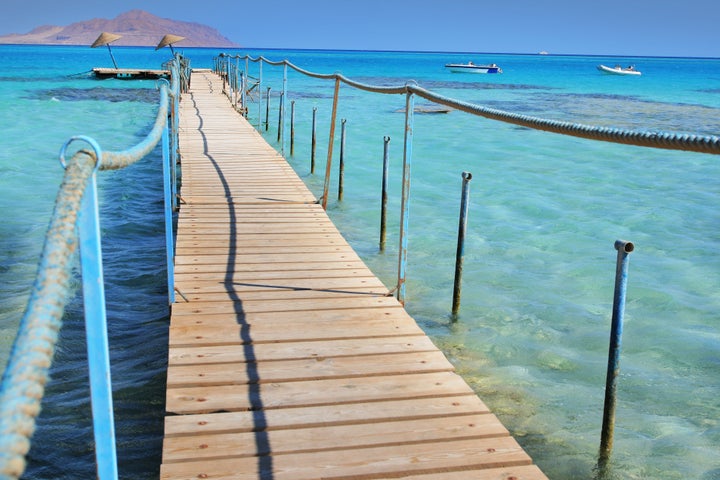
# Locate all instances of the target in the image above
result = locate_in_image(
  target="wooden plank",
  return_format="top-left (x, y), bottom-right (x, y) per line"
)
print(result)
top-left (164, 395), bottom-right (490, 436)
top-left (162, 414), bottom-right (510, 462)
top-left (168, 314), bottom-right (424, 346)
top-left (160, 437), bottom-right (532, 480)
top-left (167, 350), bottom-right (455, 387)
top-left (171, 295), bottom-right (404, 315)
top-left (174, 260), bottom-right (368, 274)
top-left (166, 371), bottom-right (477, 414)
top-left (168, 336), bottom-right (440, 365)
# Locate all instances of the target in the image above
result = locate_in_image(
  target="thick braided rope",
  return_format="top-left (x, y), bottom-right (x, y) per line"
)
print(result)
top-left (0, 153), bottom-right (94, 478)
top-left (0, 65), bottom-right (176, 479)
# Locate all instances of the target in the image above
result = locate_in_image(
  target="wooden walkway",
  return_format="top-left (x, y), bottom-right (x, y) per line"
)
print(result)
top-left (160, 71), bottom-right (548, 480)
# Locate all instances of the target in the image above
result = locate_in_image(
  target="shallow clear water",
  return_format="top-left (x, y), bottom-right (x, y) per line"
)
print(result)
top-left (1, 45), bottom-right (718, 479)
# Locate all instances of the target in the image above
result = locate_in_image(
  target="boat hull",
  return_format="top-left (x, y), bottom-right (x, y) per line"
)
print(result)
top-left (445, 64), bottom-right (502, 74)
top-left (597, 64), bottom-right (641, 76)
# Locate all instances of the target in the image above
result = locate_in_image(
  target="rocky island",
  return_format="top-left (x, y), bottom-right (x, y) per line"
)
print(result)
top-left (0, 9), bottom-right (238, 48)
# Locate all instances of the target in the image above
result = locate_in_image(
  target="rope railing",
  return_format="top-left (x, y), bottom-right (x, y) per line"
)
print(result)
top-left (215, 52), bottom-right (718, 469)
top-left (217, 53), bottom-right (719, 303)
top-left (223, 54), bottom-right (720, 155)
top-left (0, 55), bottom-right (187, 480)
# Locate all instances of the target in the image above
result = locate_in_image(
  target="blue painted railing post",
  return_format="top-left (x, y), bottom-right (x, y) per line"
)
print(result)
top-left (599, 239), bottom-right (635, 467)
top-left (235, 57), bottom-right (240, 109)
top-left (61, 137), bottom-right (119, 480)
top-left (257, 59), bottom-right (263, 129)
top-left (290, 100), bottom-right (295, 156)
top-left (169, 58), bottom-right (180, 211)
top-left (242, 57), bottom-right (248, 117)
top-left (397, 90), bottom-right (414, 305)
top-left (162, 118), bottom-right (176, 305)
top-left (281, 63), bottom-right (287, 156)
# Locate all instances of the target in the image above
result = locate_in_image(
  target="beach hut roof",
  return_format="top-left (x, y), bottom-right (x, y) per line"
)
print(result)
top-left (91, 32), bottom-right (122, 48)
top-left (156, 34), bottom-right (186, 50)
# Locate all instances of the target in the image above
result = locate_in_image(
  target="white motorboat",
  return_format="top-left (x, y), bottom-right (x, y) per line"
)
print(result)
top-left (597, 64), bottom-right (642, 76)
top-left (445, 62), bottom-right (502, 74)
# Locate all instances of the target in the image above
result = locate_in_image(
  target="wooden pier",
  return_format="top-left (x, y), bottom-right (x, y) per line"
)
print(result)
top-left (160, 70), bottom-right (548, 479)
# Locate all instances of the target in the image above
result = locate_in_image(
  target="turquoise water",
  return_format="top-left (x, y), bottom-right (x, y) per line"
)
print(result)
top-left (1, 45), bottom-right (719, 479)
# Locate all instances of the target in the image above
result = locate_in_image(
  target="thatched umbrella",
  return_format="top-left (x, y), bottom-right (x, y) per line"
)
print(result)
top-left (155, 34), bottom-right (185, 55)
top-left (91, 32), bottom-right (122, 69)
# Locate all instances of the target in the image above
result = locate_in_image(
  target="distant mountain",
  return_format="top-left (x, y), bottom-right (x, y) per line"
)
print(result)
top-left (0, 10), bottom-right (239, 48)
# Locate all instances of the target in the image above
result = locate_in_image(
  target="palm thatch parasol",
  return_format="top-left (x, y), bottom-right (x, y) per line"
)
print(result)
top-left (155, 34), bottom-right (185, 55)
top-left (91, 32), bottom-right (122, 69)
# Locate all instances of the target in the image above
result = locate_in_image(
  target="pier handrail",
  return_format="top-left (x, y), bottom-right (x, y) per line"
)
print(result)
top-left (226, 54), bottom-right (720, 155)
top-left (0, 55), bottom-right (187, 479)
top-left (217, 52), bottom-right (719, 303)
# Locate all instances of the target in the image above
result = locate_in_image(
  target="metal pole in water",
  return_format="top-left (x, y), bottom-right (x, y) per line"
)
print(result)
top-left (321, 77), bottom-right (341, 210)
top-left (599, 239), bottom-right (635, 467)
top-left (234, 57), bottom-right (240, 108)
top-left (242, 56), bottom-right (248, 118)
top-left (257, 60), bottom-right (263, 129)
top-left (380, 136), bottom-right (390, 251)
top-left (277, 92), bottom-right (283, 142)
top-left (281, 63), bottom-right (287, 156)
top-left (452, 171), bottom-right (472, 316)
top-left (338, 119), bottom-right (346, 201)
top-left (265, 86), bottom-right (271, 131)
top-left (61, 137), bottom-right (119, 479)
top-left (397, 91), bottom-right (414, 305)
top-left (290, 100), bottom-right (295, 156)
top-left (162, 120), bottom-right (176, 305)
top-left (311, 107), bottom-right (317, 173)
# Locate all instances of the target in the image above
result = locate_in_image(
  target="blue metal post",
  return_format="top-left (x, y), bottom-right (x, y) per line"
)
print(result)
top-left (380, 136), bottom-right (390, 251)
top-left (397, 91), bottom-right (414, 305)
top-left (162, 124), bottom-right (176, 305)
top-left (242, 57), bottom-right (248, 118)
top-left (169, 62), bottom-right (180, 211)
top-left (281, 63), bottom-right (287, 156)
top-left (599, 239), bottom-right (635, 466)
top-left (257, 59), bottom-right (263, 129)
top-left (452, 171), bottom-right (472, 316)
top-left (290, 100), bottom-right (295, 156)
top-left (64, 137), bottom-right (119, 480)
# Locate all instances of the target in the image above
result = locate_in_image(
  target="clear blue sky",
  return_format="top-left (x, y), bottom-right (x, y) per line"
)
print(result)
top-left (1, 0), bottom-right (718, 58)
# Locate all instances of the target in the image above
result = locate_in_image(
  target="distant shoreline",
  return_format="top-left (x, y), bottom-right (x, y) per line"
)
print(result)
top-left (0, 43), bottom-right (717, 60)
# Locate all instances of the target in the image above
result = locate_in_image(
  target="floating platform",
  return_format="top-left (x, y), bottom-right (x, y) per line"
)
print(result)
top-left (92, 67), bottom-right (169, 80)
